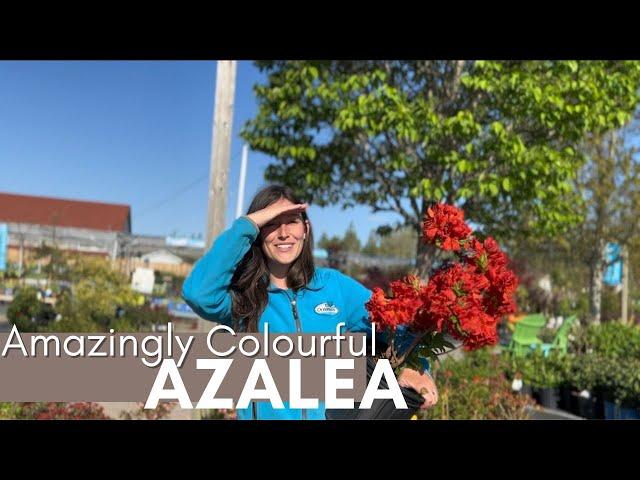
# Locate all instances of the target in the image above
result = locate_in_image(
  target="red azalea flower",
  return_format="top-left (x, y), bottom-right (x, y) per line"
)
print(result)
top-left (484, 265), bottom-right (518, 317)
top-left (422, 204), bottom-right (472, 251)
top-left (366, 285), bottom-right (421, 332)
top-left (367, 203), bottom-right (518, 366)
top-left (483, 237), bottom-right (509, 269)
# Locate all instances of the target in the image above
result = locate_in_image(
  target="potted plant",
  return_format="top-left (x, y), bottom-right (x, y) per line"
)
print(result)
top-left (600, 357), bottom-right (640, 420)
top-left (508, 350), bottom-right (567, 409)
top-left (421, 350), bottom-right (535, 420)
top-left (568, 322), bottom-right (640, 419)
top-left (534, 355), bottom-right (563, 409)
top-left (326, 204), bottom-right (519, 420)
top-left (564, 354), bottom-right (603, 418)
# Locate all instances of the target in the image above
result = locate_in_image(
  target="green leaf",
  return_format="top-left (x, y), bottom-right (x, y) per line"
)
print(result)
top-left (457, 159), bottom-right (472, 173)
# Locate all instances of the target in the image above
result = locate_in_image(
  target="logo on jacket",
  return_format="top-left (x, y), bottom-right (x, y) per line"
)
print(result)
top-left (314, 302), bottom-right (339, 315)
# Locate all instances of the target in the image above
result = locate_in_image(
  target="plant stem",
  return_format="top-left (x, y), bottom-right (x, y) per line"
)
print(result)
top-left (392, 333), bottom-right (425, 369)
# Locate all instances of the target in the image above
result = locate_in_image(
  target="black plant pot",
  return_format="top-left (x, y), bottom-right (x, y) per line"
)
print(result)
top-left (325, 357), bottom-right (424, 420)
top-left (577, 398), bottom-right (594, 419)
top-left (531, 387), bottom-right (541, 403)
top-left (538, 387), bottom-right (560, 409)
top-left (571, 392), bottom-right (596, 419)
top-left (559, 386), bottom-right (573, 412)
top-left (567, 390), bottom-right (605, 419)
top-left (593, 393), bottom-right (606, 419)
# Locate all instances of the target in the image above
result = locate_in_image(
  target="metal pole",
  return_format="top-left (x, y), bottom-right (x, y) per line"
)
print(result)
top-left (622, 244), bottom-right (629, 324)
top-left (235, 144), bottom-right (249, 219)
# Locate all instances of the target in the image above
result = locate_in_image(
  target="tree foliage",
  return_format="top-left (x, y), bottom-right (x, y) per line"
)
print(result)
top-left (242, 61), bottom-right (640, 275)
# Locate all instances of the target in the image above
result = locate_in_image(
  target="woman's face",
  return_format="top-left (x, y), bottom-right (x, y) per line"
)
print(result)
top-left (260, 198), bottom-right (309, 268)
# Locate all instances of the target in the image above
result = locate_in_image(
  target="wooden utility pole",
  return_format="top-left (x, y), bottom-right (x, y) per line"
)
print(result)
top-left (199, 60), bottom-right (237, 336)
top-left (205, 61), bottom-right (237, 252)
top-left (190, 61), bottom-right (237, 419)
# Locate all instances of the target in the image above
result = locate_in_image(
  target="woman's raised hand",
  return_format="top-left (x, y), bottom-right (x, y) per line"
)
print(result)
top-left (246, 201), bottom-right (308, 229)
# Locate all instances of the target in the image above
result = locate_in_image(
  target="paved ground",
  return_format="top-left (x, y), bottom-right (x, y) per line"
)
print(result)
top-left (526, 405), bottom-right (582, 420)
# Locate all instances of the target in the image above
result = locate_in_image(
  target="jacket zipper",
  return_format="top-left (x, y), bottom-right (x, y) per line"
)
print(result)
top-left (287, 290), bottom-right (307, 420)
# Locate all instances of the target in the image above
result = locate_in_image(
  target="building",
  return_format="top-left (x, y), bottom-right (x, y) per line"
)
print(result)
top-left (0, 192), bottom-right (203, 277)
top-left (0, 192), bottom-right (130, 268)
top-left (141, 249), bottom-right (184, 265)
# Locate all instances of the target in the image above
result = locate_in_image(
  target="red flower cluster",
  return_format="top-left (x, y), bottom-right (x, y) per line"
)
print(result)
top-left (422, 204), bottom-right (472, 251)
top-left (366, 275), bottom-right (422, 331)
top-left (419, 263), bottom-right (498, 349)
top-left (465, 237), bottom-right (519, 318)
top-left (366, 203), bottom-right (518, 359)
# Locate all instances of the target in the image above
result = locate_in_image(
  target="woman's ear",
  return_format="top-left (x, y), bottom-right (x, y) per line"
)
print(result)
top-left (304, 220), bottom-right (310, 239)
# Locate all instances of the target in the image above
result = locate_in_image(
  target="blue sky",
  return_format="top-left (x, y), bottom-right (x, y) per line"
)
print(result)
top-left (0, 61), bottom-right (402, 244)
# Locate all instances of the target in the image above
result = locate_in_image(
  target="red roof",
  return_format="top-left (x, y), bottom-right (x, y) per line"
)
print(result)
top-left (0, 192), bottom-right (131, 233)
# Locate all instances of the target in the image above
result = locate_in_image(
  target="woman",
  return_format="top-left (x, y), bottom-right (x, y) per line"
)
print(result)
top-left (182, 185), bottom-right (437, 420)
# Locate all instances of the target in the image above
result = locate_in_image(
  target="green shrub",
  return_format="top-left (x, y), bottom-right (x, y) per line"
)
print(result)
top-left (116, 305), bottom-right (171, 332)
top-left (421, 349), bottom-right (535, 420)
top-left (504, 350), bottom-right (571, 389)
top-left (0, 403), bottom-right (19, 419)
top-left (597, 356), bottom-right (640, 408)
top-left (7, 287), bottom-right (55, 332)
top-left (561, 353), bottom-right (640, 409)
top-left (571, 322), bottom-right (640, 359)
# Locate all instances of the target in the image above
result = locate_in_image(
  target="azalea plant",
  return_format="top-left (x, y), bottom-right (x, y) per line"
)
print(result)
top-left (366, 204), bottom-right (519, 371)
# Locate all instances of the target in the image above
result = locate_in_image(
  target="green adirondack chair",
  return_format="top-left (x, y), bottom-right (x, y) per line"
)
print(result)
top-left (518, 313), bottom-right (547, 327)
top-left (534, 315), bottom-right (578, 357)
top-left (505, 320), bottom-right (545, 357)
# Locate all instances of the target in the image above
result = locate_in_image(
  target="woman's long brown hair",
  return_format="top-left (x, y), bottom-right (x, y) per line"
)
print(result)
top-left (230, 185), bottom-right (315, 332)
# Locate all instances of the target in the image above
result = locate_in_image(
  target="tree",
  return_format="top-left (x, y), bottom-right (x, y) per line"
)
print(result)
top-left (51, 257), bottom-right (139, 332)
top-left (242, 61), bottom-right (640, 277)
top-left (7, 287), bottom-right (42, 332)
top-left (362, 226), bottom-right (418, 259)
top-left (317, 232), bottom-right (343, 252)
top-left (361, 230), bottom-right (380, 256)
top-left (318, 225), bottom-right (361, 253)
top-left (571, 123), bottom-right (640, 324)
top-left (508, 236), bottom-right (591, 317)
top-left (509, 118), bottom-right (640, 324)
top-left (33, 242), bottom-right (69, 285)
top-left (317, 232), bottom-right (345, 269)
top-left (342, 222), bottom-right (361, 253)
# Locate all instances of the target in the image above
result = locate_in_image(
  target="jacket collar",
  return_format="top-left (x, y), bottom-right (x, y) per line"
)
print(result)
top-left (266, 269), bottom-right (324, 293)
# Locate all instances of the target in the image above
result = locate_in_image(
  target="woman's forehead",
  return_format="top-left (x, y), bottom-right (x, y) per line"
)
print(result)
top-left (272, 212), bottom-right (303, 222)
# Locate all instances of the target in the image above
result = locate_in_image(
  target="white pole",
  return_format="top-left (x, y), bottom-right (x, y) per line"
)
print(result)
top-left (235, 144), bottom-right (249, 219)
